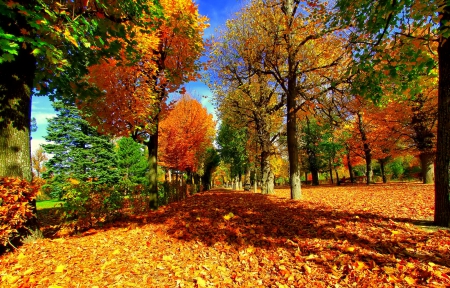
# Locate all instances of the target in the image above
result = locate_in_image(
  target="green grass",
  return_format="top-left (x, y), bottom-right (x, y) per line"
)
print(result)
top-left (36, 199), bottom-right (65, 210)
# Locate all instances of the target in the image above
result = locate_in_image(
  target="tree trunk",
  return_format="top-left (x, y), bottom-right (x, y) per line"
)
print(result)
top-left (346, 147), bottom-right (355, 183)
top-left (335, 167), bottom-right (340, 186)
top-left (311, 169), bottom-right (319, 186)
top-left (287, 83), bottom-right (301, 199)
top-left (0, 16), bottom-right (35, 182)
top-left (364, 145), bottom-right (373, 185)
top-left (379, 158), bottom-right (388, 183)
top-left (357, 112), bottom-right (373, 185)
top-left (434, 5), bottom-right (450, 227)
top-left (0, 7), bottom-right (39, 244)
top-left (419, 152), bottom-right (435, 184)
top-left (329, 158), bottom-right (334, 184)
top-left (253, 169), bottom-right (257, 193)
top-left (260, 150), bottom-right (274, 194)
top-left (146, 131), bottom-right (158, 209)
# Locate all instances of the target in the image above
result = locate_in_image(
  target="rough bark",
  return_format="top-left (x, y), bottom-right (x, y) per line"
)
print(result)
top-left (146, 130), bottom-right (159, 210)
top-left (0, 11), bottom-right (35, 182)
top-left (287, 80), bottom-right (301, 198)
top-left (260, 150), bottom-right (274, 194)
top-left (420, 152), bottom-right (435, 184)
top-left (357, 112), bottom-right (373, 184)
top-left (284, 0), bottom-right (301, 200)
top-left (378, 157), bottom-right (390, 184)
top-left (434, 5), bottom-right (450, 227)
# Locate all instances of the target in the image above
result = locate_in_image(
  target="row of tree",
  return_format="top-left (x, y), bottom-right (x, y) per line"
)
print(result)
top-left (33, 95), bottom-right (215, 201)
top-left (1, 0), bottom-right (209, 210)
top-left (208, 0), bottom-right (448, 225)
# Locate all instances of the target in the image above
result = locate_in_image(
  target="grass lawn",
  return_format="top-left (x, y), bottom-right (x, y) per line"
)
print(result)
top-left (36, 199), bottom-right (65, 210)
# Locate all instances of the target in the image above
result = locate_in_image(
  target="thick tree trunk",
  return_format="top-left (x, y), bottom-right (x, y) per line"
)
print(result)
top-left (420, 152), bottom-right (435, 184)
top-left (0, 16), bottom-right (35, 182)
top-left (364, 145), bottom-right (373, 185)
top-left (334, 168), bottom-right (340, 186)
top-left (146, 131), bottom-right (159, 209)
top-left (260, 150), bottom-right (274, 194)
top-left (311, 169), bottom-right (319, 186)
top-left (434, 5), bottom-right (450, 227)
top-left (287, 83), bottom-right (301, 199)
top-left (379, 157), bottom-right (390, 184)
top-left (380, 159), bottom-right (386, 183)
top-left (0, 7), bottom-right (39, 245)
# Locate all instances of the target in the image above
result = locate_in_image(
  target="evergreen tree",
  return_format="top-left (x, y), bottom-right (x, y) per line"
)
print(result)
top-left (116, 137), bottom-right (149, 187)
top-left (42, 102), bottom-right (119, 199)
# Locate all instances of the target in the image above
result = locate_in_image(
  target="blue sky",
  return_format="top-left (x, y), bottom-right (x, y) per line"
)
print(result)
top-left (30, 0), bottom-right (243, 153)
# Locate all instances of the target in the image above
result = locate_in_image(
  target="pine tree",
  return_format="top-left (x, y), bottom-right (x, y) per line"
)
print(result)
top-left (42, 102), bottom-right (119, 199)
top-left (116, 137), bottom-right (149, 187)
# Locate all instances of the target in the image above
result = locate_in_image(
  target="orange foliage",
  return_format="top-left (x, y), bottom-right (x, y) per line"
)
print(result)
top-left (159, 94), bottom-right (215, 172)
top-left (1, 184), bottom-right (449, 286)
top-left (80, 0), bottom-right (208, 138)
top-left (0, 178), bottom-right (38, 246)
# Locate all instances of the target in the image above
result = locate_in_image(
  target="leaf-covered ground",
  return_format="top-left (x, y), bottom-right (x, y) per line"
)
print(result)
top-left (2, 183), bottom-right (450, 287)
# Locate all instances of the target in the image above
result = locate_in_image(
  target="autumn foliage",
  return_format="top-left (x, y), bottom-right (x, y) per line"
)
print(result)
top-left (1, 184), bottom-right (449, 286)
top-left (159, 95), bottom-right (215, 172)
top-left (0, 178), bottom-right (38, 247)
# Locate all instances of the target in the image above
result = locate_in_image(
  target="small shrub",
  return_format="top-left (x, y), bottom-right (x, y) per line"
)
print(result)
top-left (62, 182), bottom-right (123, 230)
top-left (0, 177), bottom-right (38, 247)
top-left (21, 228), bottom-right (44, 244)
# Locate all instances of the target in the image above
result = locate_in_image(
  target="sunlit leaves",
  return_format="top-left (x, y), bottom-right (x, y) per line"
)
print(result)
top-left (159, 95), bottom-right (215, 172)
top-left (1, 184), bottom-right (449, 286)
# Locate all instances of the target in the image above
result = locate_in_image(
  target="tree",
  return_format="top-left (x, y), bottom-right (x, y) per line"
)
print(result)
top-left (200, 147), bottom-right (220, 191)
top-left (0, 1), bottom-right (162, 183)
top-left (213, 0), bottom-right (347, 199)
top-left (80, 0), bottom-right (208, 208)
top-left (31, 146), bottom-right (47, 179)
top-left (209, 16), bottom-right (286, 194)
top-left (333, 0), bottom-right (450, 225)
top-left (216, 122), bottom-right (249, 190)
top-left (42, 102), bottom-right (119, 199)
top-left (159, 94), bottom-right (215, 180)
top-left (116, 137), bottom-right (149, 188)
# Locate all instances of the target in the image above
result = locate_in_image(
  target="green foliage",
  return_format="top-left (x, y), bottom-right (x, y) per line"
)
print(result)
top-left (42, 101), bottom-right (120, 199)
top-left (201, 147), bottom-right (220, 191)
top-left (332, 0), bottom-right (440, 102)
top-left (62, 182), bottom-right (123, 229)
top-left (387, 158), bottom-right (405, 179)
top-left (217, 122), bottom-right (248, 178)
top-left (116, 137), bottom-right (149, 188)
top-left (0, 0), bottom-right (163, 100)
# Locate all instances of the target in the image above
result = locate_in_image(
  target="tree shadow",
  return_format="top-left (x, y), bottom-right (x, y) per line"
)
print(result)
top-left (101, 189), bottom-right (447, 271)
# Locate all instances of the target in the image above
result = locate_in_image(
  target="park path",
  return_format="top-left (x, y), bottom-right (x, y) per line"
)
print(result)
top-left (1, 185), bottom-right (449, 287)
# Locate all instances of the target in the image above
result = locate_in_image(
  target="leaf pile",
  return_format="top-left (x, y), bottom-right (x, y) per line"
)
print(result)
top-left (1, 183), bottom-right (449, 287)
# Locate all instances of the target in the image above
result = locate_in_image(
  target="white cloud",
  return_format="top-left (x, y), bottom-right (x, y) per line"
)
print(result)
top-left (30, 139), bottom-right (49, 153)
top-left (33, 113), bottom-right (56, 125)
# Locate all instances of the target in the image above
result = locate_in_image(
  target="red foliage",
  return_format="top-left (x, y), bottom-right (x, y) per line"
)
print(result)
top-left (0, 178), bottom-right (38, 246)
top-left (159, 94), bottom-right (215, 172)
